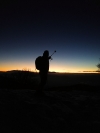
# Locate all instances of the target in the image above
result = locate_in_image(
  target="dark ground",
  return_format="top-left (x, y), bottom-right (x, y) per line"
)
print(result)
top-left (0, 71), bottom-right (100, 132)
top-left (0, 86), bottom-right (100, 133)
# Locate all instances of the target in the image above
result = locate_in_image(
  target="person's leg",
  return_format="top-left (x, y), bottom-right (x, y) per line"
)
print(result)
top-left (41, 73), bottom-right (47, 89)
top-left (39, 72), bottom-right (47, 91)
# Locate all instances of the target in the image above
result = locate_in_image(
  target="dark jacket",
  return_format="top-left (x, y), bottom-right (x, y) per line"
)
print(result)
top-left (40, 56), bottom-right (50, 73)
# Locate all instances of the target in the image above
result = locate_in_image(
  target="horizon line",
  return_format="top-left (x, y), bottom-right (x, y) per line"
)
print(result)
top-left (0, 69), bottom-right (99, 73)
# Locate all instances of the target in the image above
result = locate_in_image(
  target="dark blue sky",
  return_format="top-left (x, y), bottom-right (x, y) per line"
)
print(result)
top-left (0, 0), bottom-right (100, 72)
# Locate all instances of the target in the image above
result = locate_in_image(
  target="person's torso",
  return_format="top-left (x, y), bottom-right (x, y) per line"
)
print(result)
top-left (40, 56), bottom-right (49, 72)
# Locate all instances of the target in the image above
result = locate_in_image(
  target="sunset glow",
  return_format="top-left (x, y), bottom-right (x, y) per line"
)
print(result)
top-left (0, 61), bottom-right (97, 73)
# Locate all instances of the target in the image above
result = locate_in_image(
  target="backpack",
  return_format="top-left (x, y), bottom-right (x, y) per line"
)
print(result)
top-left (35, 56), bottom-right (42, 70)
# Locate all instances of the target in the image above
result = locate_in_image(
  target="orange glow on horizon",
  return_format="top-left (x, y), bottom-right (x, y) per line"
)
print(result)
top-left (0, 61), bottom-right (97, 73)
top-left (0, 66), bottom-right (97, 73)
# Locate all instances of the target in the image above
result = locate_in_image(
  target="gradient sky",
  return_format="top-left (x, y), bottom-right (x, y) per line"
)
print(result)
top-left (0, 0), bottom-right (100, 72)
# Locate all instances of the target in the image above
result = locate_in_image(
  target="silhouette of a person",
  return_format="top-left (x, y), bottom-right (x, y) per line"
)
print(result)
top-left (38, 50), bottom-right (51, 92)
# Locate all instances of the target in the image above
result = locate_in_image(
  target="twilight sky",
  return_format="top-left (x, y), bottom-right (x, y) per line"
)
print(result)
top-left (0, 0), bottom-right (100, 72)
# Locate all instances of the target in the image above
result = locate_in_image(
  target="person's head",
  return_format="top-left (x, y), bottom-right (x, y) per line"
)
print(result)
top-left (43, 50), bottom-right (49, 57)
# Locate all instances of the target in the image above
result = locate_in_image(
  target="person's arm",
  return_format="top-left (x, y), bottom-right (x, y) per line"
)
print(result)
top-left (48, 56), bottom-right (52, 60)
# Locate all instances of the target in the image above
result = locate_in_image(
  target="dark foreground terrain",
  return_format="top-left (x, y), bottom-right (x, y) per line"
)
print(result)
top-left (0, 86), bottom-right (100, 133)
top-left (0, 71), bottom-right (100, 132)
